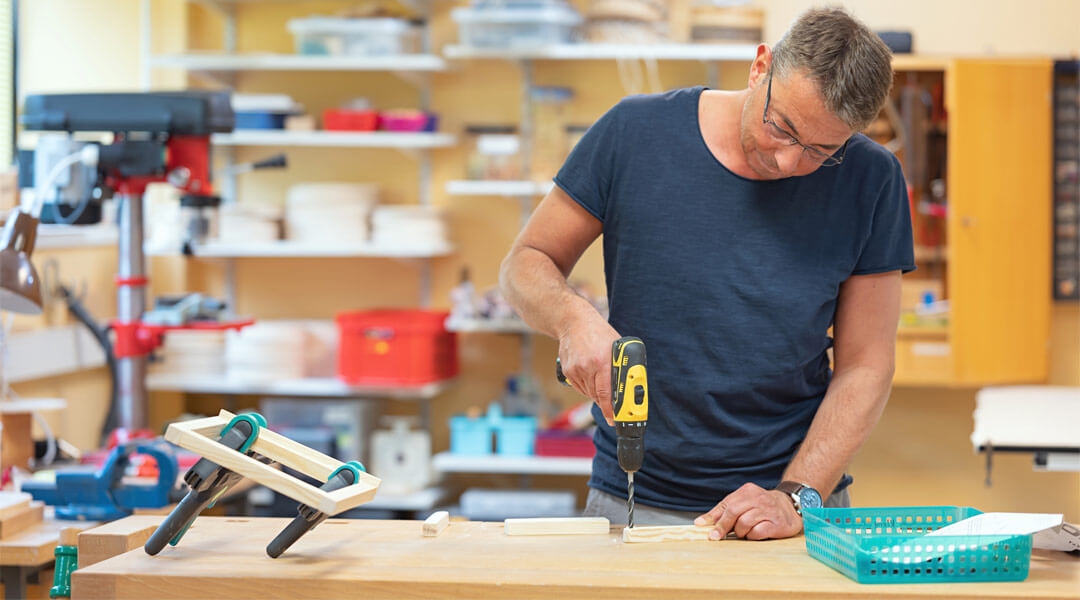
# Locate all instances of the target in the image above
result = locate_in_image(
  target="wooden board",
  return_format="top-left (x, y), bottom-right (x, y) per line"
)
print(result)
top-left (77, 516), bottom-right (162, 569)
top-left (164, 410), bottom-right (379, 515)
top-left (0, 517), bottom-right (100, 567)
top-left (622, 524), bottom-right (714, 543)
top-left (71, 517), bottom-right (1080, 599)
top-left (504, 517), bottom-right (609, 536)
top-left (0, 501), bottom-right (44, 538)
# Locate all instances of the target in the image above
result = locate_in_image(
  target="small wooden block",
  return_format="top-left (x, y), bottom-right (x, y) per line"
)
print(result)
top-left (622, 524), bottom-right (715, 543)
top-left (0, 492), bottom-right (32, 520)
top-left (0, 501), bottom-right (44, 539)
top-left (77, 515), bottom-right (163, 568)
top-left (422, 511), bottom-right (449, 537)
top-left (504, 517), bottom-right (610, 536)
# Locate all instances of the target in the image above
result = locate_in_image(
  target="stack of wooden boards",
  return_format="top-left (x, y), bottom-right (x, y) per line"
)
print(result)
top-left (0, 492), bottom-right (44, 539)
top-left (0, 492), bottom-right (100, 599)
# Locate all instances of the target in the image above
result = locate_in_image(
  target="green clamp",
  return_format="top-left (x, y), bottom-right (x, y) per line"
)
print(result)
top-left (49, 545), bottom-right (77, 598)
top-left (330, 461), bottom-right (366, 484)
top-left (219, 412), bottom-right (266, 454)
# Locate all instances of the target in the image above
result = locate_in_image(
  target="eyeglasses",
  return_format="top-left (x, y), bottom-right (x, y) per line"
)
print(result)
top-left (763, 71), bottom-right (848, 167)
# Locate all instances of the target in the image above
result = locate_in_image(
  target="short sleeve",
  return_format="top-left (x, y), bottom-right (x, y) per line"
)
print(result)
top-left (553, 103), bottom-right (621, 222)
top-left (852, 155), bottom-right (917, 275)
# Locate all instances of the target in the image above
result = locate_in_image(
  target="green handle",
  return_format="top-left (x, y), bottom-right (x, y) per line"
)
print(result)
top-left (49, 545), bottom-right (77, 598)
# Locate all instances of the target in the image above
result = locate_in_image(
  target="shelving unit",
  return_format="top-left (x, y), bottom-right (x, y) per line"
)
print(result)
top-left (432, 452), bottom-right (591, 476)
top-left (141, 0), bottom-right (451, 309)
top-left (139, 2), bottom-right (457, 506)
top-left (147, 373), bottom-right (454, 400)
top-left (889, 59), bottom-right (1053, 385)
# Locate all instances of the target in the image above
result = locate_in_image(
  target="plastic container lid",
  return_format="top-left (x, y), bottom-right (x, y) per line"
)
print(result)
top-left (451, 4), bottom-right (584, 26)
top-left (231, 93), bottom-right (301, 113)
top-left (288, 17), bottom-right (413, 35)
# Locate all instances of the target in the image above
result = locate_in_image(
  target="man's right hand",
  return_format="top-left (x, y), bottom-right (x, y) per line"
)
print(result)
top-left (557, 313), bottom-right (621, 426)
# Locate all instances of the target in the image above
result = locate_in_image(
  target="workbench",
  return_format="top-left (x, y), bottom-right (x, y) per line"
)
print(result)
top-left (70, 516), bottom-right (1079, 599)
top-left (0, 515), bottom-right (99, 600)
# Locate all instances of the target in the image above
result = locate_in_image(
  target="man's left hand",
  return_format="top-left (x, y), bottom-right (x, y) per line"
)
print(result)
top-left (694, 483), bottom-right (802, 541)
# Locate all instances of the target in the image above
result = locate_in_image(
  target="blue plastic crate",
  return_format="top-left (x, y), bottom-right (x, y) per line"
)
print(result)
top-left (449, 416), bottom-right (492, 455)
top-left (804, 506), bottom-right (1032, 584)
top-left (495, 416), bottom-right (537, 456)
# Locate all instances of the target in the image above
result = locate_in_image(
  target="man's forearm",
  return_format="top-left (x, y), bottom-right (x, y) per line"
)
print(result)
top-left (782, 363), bottom-right (893, 496)
top-left (499, 246), bottom-right (601, 339)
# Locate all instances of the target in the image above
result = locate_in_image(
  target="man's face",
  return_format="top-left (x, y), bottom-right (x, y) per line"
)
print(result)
top-left (740, 69), bottom-right (853, 180)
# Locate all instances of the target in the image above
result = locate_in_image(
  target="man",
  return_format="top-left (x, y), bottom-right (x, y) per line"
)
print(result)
top-left (499, 7), bottom-right (914, 541)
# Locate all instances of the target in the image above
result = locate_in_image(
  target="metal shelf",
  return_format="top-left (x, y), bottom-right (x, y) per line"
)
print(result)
top-left (443, 43), bottom-right (759, 61)
top-left (150, 53), bottom-right (447, 72)
top-left (445, 180), bottom-right (553, 197)
top-left (432, 452), bottom-right (592, 475)
top-left (34, 224), bottom-right (118, 249)
top-left (147, 373), bottom-right (454, 400)
top-left (211, 130), bottom-right (456, 149)
top-left (147, 240), bottom-right (454, 259)
top-left (445, 315), bottom-right (533, 334)
top-left (361, 486), bottom-right (449, 511)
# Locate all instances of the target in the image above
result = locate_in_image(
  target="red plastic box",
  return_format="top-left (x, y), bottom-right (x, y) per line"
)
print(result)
top-left (336, 309), bottom-right (457, 386)
top-left (534, 431), bottom-right (596, 458)
top-left (323, 108), bottom-right (378, 131)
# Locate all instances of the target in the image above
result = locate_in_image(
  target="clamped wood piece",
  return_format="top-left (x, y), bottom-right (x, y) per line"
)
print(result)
top-left (146, 410), bottom-right (380, 558)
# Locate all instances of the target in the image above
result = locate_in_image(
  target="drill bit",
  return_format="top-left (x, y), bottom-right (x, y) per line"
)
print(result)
top-left (627, 472), bottom-right (635, 529)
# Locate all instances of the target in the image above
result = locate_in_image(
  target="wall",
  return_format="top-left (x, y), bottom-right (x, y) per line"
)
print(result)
top-left (11, 1), bottom-right (1080, 522)
top-left (762, 0), bottom-right (1080, 57)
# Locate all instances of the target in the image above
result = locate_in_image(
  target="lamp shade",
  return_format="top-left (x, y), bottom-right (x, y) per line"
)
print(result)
top-left (0, 209), bottom-right (43, 315)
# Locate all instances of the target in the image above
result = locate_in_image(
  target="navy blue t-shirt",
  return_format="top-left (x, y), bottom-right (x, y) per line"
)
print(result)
top-left (554, 86), bottom-right (915, 513)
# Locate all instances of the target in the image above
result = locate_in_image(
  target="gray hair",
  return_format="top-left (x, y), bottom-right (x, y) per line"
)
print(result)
top-left (771, 6), bottom-right (893, 132)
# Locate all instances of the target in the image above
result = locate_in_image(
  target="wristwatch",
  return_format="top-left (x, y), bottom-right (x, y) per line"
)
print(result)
top-left (775, 481), bottom-right (823, 516)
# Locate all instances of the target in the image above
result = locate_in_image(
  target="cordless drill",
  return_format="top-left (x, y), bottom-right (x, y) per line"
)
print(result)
top-left (558, 336), bottom-right (649, 527)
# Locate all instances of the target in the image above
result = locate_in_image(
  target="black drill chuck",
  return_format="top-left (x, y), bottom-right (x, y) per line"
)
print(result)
top-left (615, 417), bottom-right (645, 474)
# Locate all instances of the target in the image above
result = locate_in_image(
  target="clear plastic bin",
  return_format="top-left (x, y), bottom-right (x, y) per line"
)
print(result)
top-left (288, 17), bottom-right (418, 56)
top-left (452, 3), bottom-right (583, 48)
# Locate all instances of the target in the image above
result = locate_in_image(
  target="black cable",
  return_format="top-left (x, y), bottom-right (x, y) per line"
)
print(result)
top-left (57, 284), bottom-right (118, 444)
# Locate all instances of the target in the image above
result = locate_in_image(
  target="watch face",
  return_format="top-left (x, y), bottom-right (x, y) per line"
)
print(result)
top-left (798, 487), bottom-right (823, 510)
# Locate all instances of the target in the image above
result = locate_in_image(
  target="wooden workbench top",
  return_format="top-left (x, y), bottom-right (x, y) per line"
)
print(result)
top-left (0, 514), bottom-right (100, 567)
top-left (71, 517), bottom-right (1079, 600)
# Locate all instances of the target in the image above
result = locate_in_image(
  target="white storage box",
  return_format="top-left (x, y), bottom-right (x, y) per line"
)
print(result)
top-left (288, 17), bottom-right (419, 56)
top-left (459, 488), bottom-right (577, 520)
top-left (452, 2), bottom-right (583, 48)
top-left (285, 182), bottom-right (378, 244)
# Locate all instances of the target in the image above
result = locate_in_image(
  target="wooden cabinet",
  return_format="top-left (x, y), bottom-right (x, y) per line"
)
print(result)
top-left (893, 59), bottom-right (1053, 386)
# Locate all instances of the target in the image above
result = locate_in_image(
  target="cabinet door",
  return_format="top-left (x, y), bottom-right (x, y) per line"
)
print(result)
top-left (947, 59), bottom-right (1052, 384)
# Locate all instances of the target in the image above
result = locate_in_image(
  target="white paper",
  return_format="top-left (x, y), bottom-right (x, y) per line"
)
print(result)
top-left (1032, 522), bottom-right (1080, 552)
top-left (924, 512), bottom-right (1067, 551)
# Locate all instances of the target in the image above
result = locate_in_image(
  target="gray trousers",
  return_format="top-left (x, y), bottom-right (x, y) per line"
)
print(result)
top-left (583, 486), bottom-right (851, 526)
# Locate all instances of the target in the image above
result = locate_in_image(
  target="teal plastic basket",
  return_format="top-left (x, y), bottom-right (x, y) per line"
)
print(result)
top-left (803, 506), bottom-right (1032, 584)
